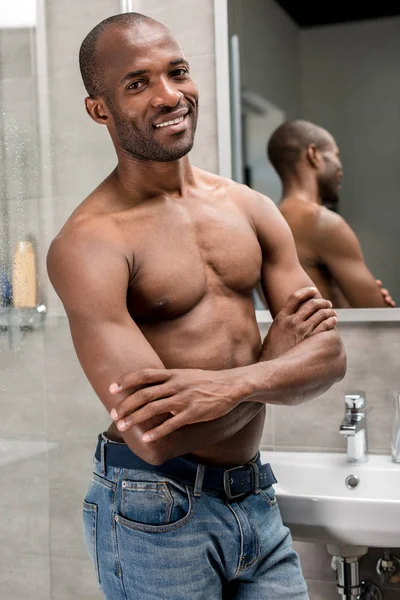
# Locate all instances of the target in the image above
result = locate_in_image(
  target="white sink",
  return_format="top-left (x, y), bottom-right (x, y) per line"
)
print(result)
top-left (260, 451), bottom-right (400, 548)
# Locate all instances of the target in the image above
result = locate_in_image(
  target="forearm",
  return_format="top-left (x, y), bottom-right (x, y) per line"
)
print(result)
top-left (114, 323), bottom-right (345, 463)
top-left (241, 330), bottom-right (346, 406)
top-left (147, 343), bottom-right (272, 462)
top-left (132, 401), bottom-right (263, 464)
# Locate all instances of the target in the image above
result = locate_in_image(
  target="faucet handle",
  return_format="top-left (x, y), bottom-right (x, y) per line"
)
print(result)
top-left (345, 393), bottom-right (366, 410)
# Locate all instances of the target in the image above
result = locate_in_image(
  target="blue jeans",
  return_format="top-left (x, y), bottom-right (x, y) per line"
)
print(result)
top-left (82, 440), bottom-right (309, 599)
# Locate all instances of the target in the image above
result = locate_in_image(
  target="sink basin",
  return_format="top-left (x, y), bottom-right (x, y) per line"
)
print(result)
top-left (260, 451), bottom-right (400, 547)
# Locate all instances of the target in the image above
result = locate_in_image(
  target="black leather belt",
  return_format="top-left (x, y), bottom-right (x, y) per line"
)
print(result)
top-left (94, 433), bottom-right (277, 501)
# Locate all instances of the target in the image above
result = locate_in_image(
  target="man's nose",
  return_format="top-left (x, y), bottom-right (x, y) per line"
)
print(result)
top-left (151, 77), bottom-right (184, 108)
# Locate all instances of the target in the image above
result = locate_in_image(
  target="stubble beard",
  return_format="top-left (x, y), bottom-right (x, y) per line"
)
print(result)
top-left (112, 107), bottom-right (198, 162)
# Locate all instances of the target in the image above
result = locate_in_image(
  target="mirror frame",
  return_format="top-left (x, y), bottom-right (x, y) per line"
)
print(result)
top-left (213, 0), bottom-right (400, 322)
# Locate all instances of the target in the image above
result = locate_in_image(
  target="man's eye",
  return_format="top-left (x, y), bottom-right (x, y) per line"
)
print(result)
top-left (127, 81), bottom-right (145, 91)
top-left (172, 68), bottom-right (188, 78)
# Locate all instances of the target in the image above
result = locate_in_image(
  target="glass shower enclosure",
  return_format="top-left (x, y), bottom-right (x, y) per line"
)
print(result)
top-left (0, 1), bottom-right (121, 597)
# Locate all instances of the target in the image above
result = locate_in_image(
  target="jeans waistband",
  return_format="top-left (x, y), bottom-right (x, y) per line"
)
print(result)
top-left (94, 433), bottom-right (277, 501)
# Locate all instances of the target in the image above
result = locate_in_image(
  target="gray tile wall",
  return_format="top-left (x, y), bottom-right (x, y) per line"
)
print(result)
top-left (259, 322), bottom-right (400, 454)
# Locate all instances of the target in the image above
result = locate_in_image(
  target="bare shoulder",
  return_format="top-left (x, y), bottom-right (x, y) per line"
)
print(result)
top-left (48, 175), bottom-right (123, 260)
top-left (192, 167), bottom-right (240, 197)
top-left (47, 189), bottom-right (125, 293)
top-left (194, 168), bottom-right (278, 222)
top-left (225, 182), bottom-right (287, 231)
top-left (315, 206), bottom-right (351, 239)
top-left (48, 211), bottom-right (113, 264)
top-left (193, 167), bottom-right (268, 202)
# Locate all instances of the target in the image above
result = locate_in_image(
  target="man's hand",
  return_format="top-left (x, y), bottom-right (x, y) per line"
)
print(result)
top-left (109, 367), bottom-right (245, 442)
top-left (376, 280), bottom-right (396, 307)
top-left (261, 287), bottom-right (337, 361)
top-left (109, 287), bottom-right (337, 442)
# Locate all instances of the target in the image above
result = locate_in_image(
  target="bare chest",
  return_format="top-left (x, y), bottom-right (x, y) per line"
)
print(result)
top-left (123, 198), bottom-right (262, 321)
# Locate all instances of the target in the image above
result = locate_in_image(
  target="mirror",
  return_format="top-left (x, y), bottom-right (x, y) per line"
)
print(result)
top-left (221, 1), bottom-right (400, 316)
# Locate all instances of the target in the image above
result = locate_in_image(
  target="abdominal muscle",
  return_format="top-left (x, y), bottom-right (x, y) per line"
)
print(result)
top-left (107, 293), bottom-right (268, 466)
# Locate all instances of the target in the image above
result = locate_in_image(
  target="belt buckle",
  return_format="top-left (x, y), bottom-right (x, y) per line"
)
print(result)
top-left (223, 465), bottom-right (248, 501)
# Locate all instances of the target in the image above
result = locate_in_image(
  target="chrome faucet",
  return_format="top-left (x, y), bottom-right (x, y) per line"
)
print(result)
top-left (391, 392), bottom-right (400, 463)
top-left (339, 392), bottom-right (368, 463)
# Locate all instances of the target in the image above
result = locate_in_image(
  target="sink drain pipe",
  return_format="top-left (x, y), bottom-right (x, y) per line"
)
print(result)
top-left (330, 553), bottom-right (383, 599)
top-left (333, 556), bottom-right (362, 598)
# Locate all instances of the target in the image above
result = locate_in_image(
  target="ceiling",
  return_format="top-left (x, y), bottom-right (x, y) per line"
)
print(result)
top-left (274, 2), bottom-right (400, 28)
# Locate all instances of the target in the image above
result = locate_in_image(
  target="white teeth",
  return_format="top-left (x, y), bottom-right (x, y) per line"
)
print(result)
top-left (155, 115), bottom-right (185, 128)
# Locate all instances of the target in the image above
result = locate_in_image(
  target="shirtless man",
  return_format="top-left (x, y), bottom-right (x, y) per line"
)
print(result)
top-left (267, 119), bottom-right (395, 308)
top-left (47, 14), bottom-right (345, 600)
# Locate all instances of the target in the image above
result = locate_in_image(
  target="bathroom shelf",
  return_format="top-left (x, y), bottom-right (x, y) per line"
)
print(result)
top-left (256, 308), bottom-right (400, 323)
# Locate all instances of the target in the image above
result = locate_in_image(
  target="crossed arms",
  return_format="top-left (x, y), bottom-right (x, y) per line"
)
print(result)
top-left (47, 189), bottom-right (346, 464)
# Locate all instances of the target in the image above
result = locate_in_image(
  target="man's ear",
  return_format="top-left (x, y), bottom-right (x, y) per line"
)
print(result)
top-left (306, 143), bottom-right (321, 169)
top-left (85, 96), bottom-right (110, 125)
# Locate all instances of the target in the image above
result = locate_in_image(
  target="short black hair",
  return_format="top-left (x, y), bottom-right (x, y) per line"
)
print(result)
top-left (79, 12), bottom-right (157, 97)
top-left (267, 119), bottom-right (332, 179)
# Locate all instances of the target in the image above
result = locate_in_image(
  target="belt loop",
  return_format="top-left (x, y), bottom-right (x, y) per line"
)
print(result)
top-left (194, 464), bottom-right (205, 497)
top-left (100, 433), bottom-right (108, 476)
top-left (250, 461), bottom-right (260, 494)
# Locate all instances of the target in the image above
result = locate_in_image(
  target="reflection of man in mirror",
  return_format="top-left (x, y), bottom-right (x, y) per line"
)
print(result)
top-left (267, 120), bottom-right (395, 308)
top-left (47, 13), bottom-right (346, 600)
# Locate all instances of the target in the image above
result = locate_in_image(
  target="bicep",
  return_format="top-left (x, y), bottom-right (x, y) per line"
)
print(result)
top-left (317, 222), bottom-right (386, 308)
top-left (47, 233), bottom-right (166, 459)
top-left (69, 312), bottom-right (164, 412)
top-left (250, 194), bottom-right (318, 317)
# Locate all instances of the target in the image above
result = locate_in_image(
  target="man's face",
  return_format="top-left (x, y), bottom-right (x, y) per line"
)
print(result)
top-left (317, 138), bottom-right (343, 206)
top-left (98, 23), bottom-right (198, 162)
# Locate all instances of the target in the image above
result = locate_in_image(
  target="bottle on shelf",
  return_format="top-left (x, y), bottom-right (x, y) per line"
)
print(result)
top-left (12, 240), bottom-right (37, 308)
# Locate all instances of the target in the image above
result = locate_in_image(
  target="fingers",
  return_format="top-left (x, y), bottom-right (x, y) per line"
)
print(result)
top-left (311, 315), bottom-right (337, 335)
top-left (110, 384), bottom-right (171, 422)
top-left (280, 287), bottom-right (319, 316)
top-left (385, 296), bottom-right (396, 307)
top-left (305, 308), bottom-right (337, 334)
top-left (114, 398), bottom-right (173, 431)
top-left (376, 280), bottom-right (396, 306)
top-left (296, 297), bottom-right (333, 321)
top-left (141, 413), bottom-right (189, 442)
top-left (381, 288), bottom-right (396, 306)
top-left (109, 368), bottom-right (169, 394)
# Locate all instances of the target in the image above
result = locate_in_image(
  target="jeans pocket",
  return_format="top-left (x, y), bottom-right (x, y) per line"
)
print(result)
top-left (260, 484), bottom-right (278, 508)
top-left (116, 478), bottom-right (195, 533)
top-left (82, 500), bottom-right (100, 583)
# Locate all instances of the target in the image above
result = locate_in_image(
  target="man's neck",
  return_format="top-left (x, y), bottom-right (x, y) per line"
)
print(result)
top-left (113, 150), bottom-right (196, 201)
top-left (281, 171), bottom-right (322, 205)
